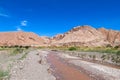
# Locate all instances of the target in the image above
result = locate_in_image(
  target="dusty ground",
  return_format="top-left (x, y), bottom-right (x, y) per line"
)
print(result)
top-left (9, 50), bottom-right (56, 80)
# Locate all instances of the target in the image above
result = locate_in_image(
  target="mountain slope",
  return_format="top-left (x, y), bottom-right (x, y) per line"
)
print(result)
top-left (51, 25), bottom-right (120, 47)
top-left (0, 26), bottom-right (119, 47)
top-left (98, 28), bottom-right (120, 46)
top-left (0, 31), bottom-right (45, 46)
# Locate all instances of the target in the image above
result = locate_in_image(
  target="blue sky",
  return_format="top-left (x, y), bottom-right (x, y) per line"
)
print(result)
top-left (0, 0), bottom-right (120, 36)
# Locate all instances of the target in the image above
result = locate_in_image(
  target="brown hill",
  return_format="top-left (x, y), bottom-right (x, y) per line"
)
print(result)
top-left (0, 26), bottom-right (119, 47)
top-left (51, 25), bottom-right (120, 47)
top-left (0, 31), bottom-right (45, 46)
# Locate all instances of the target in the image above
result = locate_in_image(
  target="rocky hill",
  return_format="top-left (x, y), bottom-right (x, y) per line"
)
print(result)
top-left (51, 25), bottom-right (120, 47)
top-left (98, 28), bottom-right (120, 46)
top-left (0, 26), bottom-right (119, 47)
top-left (0, 31), bottom-right (45, 46)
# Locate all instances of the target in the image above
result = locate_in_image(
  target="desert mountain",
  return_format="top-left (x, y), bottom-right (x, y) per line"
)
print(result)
top-left (51, 25), bottom-right (120, 47)
top-left (0, 26), bottom-right (120, 47)
top-left (98, 28), bottom-right (120, 46)
top-left (0, 31), bottom-right (45, 46)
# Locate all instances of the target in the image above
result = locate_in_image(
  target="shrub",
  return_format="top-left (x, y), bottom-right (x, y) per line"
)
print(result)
top-left (101, 55), bottom-right (107, 61)
top-left (106, 44), bottom-right (112, 48)
top-left (24, 46), bottom-right (30, 49)
top-left (111, 53), bottom-right (120, 64)
top-left (19, 52), bottom-right (28, 60)
top-left (68, 47), bottom-right (77, 51)
top-left (116, 50), bottom-right (120, 55)
top-left (10, 48), bottom-right (24, 55)
top-left (92, 55), bottom-right (96, 60)
top-left (114, 46), bottom-right (119, 49)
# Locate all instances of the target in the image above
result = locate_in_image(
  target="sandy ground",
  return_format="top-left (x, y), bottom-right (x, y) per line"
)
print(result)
top-left (10, 50), bottom-right (56, 80)
top-left (59, 53), bottom-right (120, 80)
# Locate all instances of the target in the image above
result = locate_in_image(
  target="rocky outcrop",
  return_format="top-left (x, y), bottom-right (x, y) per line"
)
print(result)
top-left (98, 28), bottom-right (120, 46)
top-left (0, 31), bottom-right (45, 46)
top-left (41, 36), bottom-right (51, 46)
top-left (51, 25), bottom-right (120, 47)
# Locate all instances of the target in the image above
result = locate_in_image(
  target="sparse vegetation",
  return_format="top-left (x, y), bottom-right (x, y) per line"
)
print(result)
top-left (0, 46), bottom-right (31, 80)
top-left (19, 52), bottom-right (28, 60)
top-left (0, 69), bottom-right (9, 80)
top-left (68, 47), bottom-right (77, 51)
top-left (48, 46), bottom-right (120, 55)
top-left (92, 55), bottom-right (96, 61)
top-left (10, 48), bottom-right (24, 56)
top-left (101, 55), bottom-right (107, 61)
top-left (49, 46), bottom-right (120, 65)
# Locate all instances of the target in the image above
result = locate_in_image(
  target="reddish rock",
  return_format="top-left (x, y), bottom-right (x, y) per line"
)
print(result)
top-left (0, 26), bottom-right (119, 47)
top-left (98, 28), bottom-right (120, 46)
top-left (0, 31), bottom-right (45, 46)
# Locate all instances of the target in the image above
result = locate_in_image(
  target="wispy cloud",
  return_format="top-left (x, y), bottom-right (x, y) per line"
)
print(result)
top-left (21, 20), bottom-right (27, 26)
top-left (16, 20), bottom-right (28, 31)
top-left (0, 13), bottom-right (9, 17)
top-left (0, 7), bottom-right (9, 18)
top-left (17, 27), bottom-right (22, 31)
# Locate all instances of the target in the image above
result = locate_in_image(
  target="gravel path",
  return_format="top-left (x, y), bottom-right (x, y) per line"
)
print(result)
top-left (10, 50), bottom-right (56, 80)
top-left (60, 53), bottom-right (120, 80)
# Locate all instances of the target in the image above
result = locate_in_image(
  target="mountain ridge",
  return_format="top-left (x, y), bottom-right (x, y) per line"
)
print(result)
top-left (51, 25), bottom-right (120, 47)
top-left (0, 25), bottom-right (120, 47)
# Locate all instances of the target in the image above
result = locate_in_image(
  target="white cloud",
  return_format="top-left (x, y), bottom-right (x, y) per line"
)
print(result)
top-left (21, 20), bottom-right (27, 26)
top-left (17, 27), bottom-right (22, 31)
top-left (16, 20), bottom-right (28, 31)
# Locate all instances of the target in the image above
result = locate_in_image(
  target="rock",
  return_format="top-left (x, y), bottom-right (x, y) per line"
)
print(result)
top-left (51, 25), bottom-right (109, 47)
top-left (98, 28), bottom-right (120, 46)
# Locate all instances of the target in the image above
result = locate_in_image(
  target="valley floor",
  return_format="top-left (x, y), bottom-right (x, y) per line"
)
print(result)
top-left (2, 49), bottom-right (120, 80)
top-left (9, 50), bottom-right (56, 80)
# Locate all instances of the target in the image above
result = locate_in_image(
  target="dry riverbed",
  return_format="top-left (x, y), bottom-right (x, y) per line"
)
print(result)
top-left (1, 49), bottom-right (120, 80)
top-left (58, 51), bottom-right (120, 80)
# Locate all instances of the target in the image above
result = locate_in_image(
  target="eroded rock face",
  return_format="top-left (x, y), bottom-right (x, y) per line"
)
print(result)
top-left (52, 34), bottom-right (65, 41)
top-left (50, 26), bottom-right (114, 47)
top-left (0, 31), bottom-right (45, 46)
top-left (98, 28), bottom-right (120, 46)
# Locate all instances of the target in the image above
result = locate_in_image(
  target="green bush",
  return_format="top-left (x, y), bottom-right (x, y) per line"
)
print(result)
top-left (24, 46), bottom-right (30, 49)
top-left (114, 46), bottom-right (119, 49)
top-left (68, 47), bottom-right (77, 51)
top-left (116, 50), bottom-right (120, 55)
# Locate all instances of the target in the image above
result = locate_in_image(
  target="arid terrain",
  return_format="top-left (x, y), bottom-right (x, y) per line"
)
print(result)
top-left (0, 26), bottom-right (120, 80)
top-left (0, 49), bottom-right (119, 80)
top-left (0, 25), bottom-right (120, 47)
